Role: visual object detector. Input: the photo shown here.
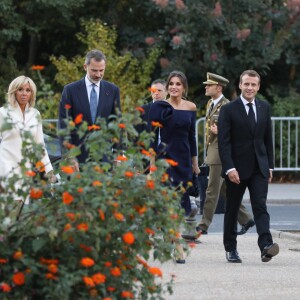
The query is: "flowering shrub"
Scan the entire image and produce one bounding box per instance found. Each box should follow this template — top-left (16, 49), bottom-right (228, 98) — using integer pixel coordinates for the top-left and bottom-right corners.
top-left (0, 107), bottom-right (185, 299)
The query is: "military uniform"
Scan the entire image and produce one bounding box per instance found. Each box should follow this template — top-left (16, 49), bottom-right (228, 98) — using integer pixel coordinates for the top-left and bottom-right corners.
top-left (198, 73), bottom-right (253, 233)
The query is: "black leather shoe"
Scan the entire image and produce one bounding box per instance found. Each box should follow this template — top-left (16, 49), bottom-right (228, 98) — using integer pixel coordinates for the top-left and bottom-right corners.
top-left (226, 250), bottom-right (242, 263)
top-left (237, 219), bottom-right (255, 235)
top-left (261, 243), bottom-right (279, 262)
top-left (196, 225), bottom-right (207, 235)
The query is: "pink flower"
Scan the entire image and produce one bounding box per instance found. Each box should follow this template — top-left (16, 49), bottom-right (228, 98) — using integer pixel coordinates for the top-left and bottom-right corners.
top-left (212, 2), bottom-right (222, 17)
top-left (210, 53), bottom-right (218, 61)
top-left (169, 27), bottom-right (179, 34)
top-left (153, 0), bottom-right (169, 8)
top-left (159, 58), bottom-right (170, 68)
top-left (145, 37), bottom-right (155, 45)
top-left (236, 29), bottom-right (251, 41)
top-left (175, 0), bottom-right (186, 10)
top-left (263, 20), bottom-right (272, 33)
top-left (286, 0), bottom-right (300, 11)
top-left (172, 35), bottom-right (182, 45)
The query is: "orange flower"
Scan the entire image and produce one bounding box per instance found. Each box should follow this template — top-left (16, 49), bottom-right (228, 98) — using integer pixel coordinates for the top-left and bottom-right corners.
top-left (39, 258), bottom-right (59, 265)
top-left (114, 189), bottom-right (123, 197)
top-left (148, 267), bottom-right (162, 277)
top-left (136, 256), bottom-right (149, 268)
top-left (63, 142), bottom-right (75, 149)
top-left (64, 223), bottom-right (72, 231)
top-left (45, 273), bottom-right (57, 280)
top-left (135, 106), bottom-right (145, 114)
top-left (148, 87), bottom-right (158, 93)
top-left (48, 264), bottom-right (58, 273)
top-left (30, 188), bottom-right (43, 199)
top-left (98, 209), bottom-right (105, 221)
top-left (82, 276), bottom-right (95, 287)
top-left (31, 65), bottom-right (45, 71)
top-left (161, 173), bottom-right (169, 182)
top-left (65, 104), bottom-right (71, 109)
top-left (151, 121), bottom-right (163, 128)
top-left (25, 170), bottom-right (36, 177)
top-left (62, 192), bottom-right (74, 204)
top-left (80, 257), bottom-right (95, 267)
top-left (165, 159), bottom-right (179, 166)
top-left (77, 223), bottom-right (89, 231)
top-left (145, 228), bottom-right (155, 235)
top-left (110, 267), bottom-right (121, 277)
top-left (103, 298), bottom-right (113, 300)
top-left (88, 124), bottom-right (101, 131)
top-left (61, 166), bottom-right (75, 174)
top-left (170, 213), bottom-right (179, 220)
top-left (77, 187), bottom-right (83, 193)
top-left (65, 212), bottom-right (76, 221)
top-left (134, 205), bottom-right (147, 215)
top-left (74, 113), bottom-right (83, 124)
top-left (118, 123), bottom-right (126, 129)
top-left (35, 161), bottom-right (45, 172)
top-left (113, 212), bottom-right (125, 221)
top-left (149, 165), bottom-right (157, 172)
top-left (124, 171), bottom-right (134, 178)
top-left (141, 149), bottom-right (151, 156)
top-left (91, 272), bottom-right (106, 284)
top-left (0, 258), bottom-right (8, 264)
top-left (13, 251), bottom-right (23, 260)
top-left (79, 244), bottom-right (92, 252)
top-left (12, 272), bottom-right (25, 285)
top-left (146, 180), bottom-right (155, 189)
top-left (107, 286), bottom-right (116, 292)
top-left (0, 283), bottom-right (12, 292)
top-left (89, 288), bottom-right (98, 297)
top-left (189, 242), bottom-right (197, 248)
top-left (92, 180), bottom-right (102, 187)
top-left (121, 291), bottom-right (134, 298)
top-left (116, 155), bottom-right (128, 161)
top-left (122, 232), bottom-right (135, 245)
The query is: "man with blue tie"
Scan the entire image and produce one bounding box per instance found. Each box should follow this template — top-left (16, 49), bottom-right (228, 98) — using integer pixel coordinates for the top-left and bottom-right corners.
top-left (218, 70), bottom-right (279, 263)
top-left (58, 49), bottom-right (121, 168)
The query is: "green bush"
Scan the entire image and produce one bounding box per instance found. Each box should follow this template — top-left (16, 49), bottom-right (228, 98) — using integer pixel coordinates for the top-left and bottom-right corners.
top-left (0, 108), bottom-right (186, 299)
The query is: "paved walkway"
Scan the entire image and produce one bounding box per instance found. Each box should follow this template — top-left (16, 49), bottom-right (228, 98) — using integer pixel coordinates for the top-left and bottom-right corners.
top-left (156, 183), bottom-right (300, 299)
top-left (158, 232), bottom-right (300, 300)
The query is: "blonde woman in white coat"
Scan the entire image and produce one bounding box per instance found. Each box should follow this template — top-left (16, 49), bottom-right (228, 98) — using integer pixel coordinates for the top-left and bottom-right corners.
top-left (0, 76), bottom-right (56, 214)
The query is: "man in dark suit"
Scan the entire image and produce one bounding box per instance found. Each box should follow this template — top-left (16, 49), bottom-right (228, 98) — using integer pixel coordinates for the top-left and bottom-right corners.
top-left (139, 79), bottom-right (167, 135)
top-left (58, 49), bottom-right (121, 169)
top-left (196, 72), bottom-right (254, 235)
top-left (218, 70), bottom-right (279, 263)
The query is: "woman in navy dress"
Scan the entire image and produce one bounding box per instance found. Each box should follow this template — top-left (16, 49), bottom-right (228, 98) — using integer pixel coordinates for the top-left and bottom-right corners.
top-left (149, 71), bottom-right (200, 263)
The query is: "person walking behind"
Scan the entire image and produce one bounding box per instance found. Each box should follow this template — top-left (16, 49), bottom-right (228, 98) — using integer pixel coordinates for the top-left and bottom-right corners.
top-left (58, 49), bottom-right (121, 169)
top-left (196, 72), bottom-right (254, 235)
top-left (218, 70), bottom-right (279, 263)
top-left (149, 71), bottom-right (200, 263)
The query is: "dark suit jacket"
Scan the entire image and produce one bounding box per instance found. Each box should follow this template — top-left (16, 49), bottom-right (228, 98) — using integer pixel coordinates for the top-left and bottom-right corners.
top-left (218, 97), bottom-right (274, 180)
top-left (59, 78), bottom-right (121, 163)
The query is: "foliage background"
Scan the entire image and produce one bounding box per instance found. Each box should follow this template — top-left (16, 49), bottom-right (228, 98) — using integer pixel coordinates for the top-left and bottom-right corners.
top-left (0, 0), bottom-right (300, 115)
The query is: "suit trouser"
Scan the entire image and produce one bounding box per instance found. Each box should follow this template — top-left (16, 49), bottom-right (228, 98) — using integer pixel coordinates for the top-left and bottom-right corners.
top-left (223, 170), bottom-right (273, 252)
top-left (199, 164), bottom-right (252, 231)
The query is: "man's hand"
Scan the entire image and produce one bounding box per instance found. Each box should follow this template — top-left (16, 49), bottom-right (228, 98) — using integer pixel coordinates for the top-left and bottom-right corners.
top-left (210, 123), bottom-right (218, 135)
top-left (269, 170), bottom-right (273, 183)
top-left (228, 169), bottom-right (240, 184)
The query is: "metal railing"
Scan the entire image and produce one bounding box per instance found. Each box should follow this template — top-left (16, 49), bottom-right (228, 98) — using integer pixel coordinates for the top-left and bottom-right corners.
top-left (196, 116), bottom-right (300, 172)
top-left (44, 117), bottom-right (300, 171)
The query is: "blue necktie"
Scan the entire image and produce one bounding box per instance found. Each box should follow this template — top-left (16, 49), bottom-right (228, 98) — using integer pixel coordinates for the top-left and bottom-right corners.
top-left (247, 102), bottom-right (256, 132)
top-left (90, 84), bottom-right (98, 123)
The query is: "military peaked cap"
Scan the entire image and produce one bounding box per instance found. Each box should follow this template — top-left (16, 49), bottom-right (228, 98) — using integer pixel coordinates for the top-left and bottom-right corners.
top-left (203, 72), bottom-right (229, 87)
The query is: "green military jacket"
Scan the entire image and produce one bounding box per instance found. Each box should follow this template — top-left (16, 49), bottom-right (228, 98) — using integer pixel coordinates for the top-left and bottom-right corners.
top-left (205, 96), bottom-right (229, 165)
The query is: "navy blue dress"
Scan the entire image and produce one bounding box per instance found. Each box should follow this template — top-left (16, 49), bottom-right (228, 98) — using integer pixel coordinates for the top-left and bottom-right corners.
top-left (149, 101), bottom-right (197, 215)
